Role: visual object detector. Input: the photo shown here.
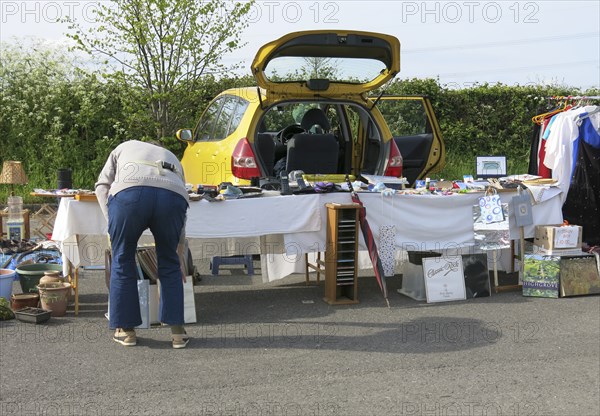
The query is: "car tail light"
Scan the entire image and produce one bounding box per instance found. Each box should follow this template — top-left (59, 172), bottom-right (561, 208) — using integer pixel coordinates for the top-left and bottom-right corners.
top-left (384, 139), bottom-right (403, 177)
top-left (231, 137), bottom-right (261, 179)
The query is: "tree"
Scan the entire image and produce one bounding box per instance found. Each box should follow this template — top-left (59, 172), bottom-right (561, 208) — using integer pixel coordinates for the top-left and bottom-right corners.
top-left (67, 0), bottom-right (253, 139)
top-left (299, 57), bottom-right (339, 79)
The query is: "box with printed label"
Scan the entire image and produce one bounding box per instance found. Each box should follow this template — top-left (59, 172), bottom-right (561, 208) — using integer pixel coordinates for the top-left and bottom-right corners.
top-left (534, 225), bottom-right (582, 251)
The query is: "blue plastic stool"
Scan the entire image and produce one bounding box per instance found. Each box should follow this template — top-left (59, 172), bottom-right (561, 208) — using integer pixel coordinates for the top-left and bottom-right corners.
top-left (210, 255), bottom-right (254, 275)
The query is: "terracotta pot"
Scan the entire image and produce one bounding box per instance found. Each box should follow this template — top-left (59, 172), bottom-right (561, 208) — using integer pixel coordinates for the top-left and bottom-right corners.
top-left (39, 271), bottom-right (64, 285)
top-left (40, 271), bottom-right (72, 303)
top-left (37, 282), bottom-right (71, 317)
top-left (11, 293), bottom-right (40, 310)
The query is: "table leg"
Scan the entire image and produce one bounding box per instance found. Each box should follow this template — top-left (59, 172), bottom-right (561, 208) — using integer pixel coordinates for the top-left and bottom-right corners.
top-left (74, 267), bottom-right (79, 316)
top-left (510, 240), bottom-right (515, 273)
top-left (67, 260), bottom-right (79, 316)
top-left (304, 253), bottom-right (310, 285)
top-left (511, 229), bottom-right (526, 282)
top-left (493, 249), bottom-right (499, 289)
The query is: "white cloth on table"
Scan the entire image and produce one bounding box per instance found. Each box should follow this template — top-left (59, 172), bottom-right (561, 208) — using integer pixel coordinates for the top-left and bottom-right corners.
top-left (52, 197), bottom-right (108, 275)
top-left (282, 190), bottom-right (562, 254)
top-left (185, 194), bottom-right (321, 238)
top-left (52, 188), bottom-right (564, 282)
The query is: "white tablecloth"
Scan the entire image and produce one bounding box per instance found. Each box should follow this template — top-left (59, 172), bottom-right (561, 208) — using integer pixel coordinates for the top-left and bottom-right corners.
top-left (186, 194), bottom-right (322, 237)
top-left (52, 187), bottom-right (563, 281)
top-left (269, 188), bottom-right (563, 278)
top-left (282, 188), bottom-right (563, 253)
top-left (52, 197), bottom-right (109, 275)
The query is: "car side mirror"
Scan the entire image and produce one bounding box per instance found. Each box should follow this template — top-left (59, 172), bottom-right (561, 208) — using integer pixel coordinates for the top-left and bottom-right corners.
top-left (176, 129), bottom-right (193, 142)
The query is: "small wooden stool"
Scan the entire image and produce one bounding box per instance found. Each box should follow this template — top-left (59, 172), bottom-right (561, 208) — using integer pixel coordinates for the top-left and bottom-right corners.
top-left (210, 255), bottom-right (254, 275)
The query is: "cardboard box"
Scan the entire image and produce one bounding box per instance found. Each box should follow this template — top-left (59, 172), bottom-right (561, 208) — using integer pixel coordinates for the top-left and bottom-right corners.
top-left (534, 225), bottom-right (582, 251)
top-left (531, 245), bottom-right (583, 256)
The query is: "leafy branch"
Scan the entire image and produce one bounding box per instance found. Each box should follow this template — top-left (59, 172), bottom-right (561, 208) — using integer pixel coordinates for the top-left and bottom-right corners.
top-left (66, 0), bottom-right (254, 139)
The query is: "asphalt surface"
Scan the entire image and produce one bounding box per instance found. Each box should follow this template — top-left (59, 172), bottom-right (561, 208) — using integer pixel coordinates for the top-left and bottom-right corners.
top-left (1, 258), bottom-right (599, 416)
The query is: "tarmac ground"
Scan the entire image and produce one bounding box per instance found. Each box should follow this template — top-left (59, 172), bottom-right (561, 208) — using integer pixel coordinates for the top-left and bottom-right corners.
top-left (1, 255), bottom-right (599, 416)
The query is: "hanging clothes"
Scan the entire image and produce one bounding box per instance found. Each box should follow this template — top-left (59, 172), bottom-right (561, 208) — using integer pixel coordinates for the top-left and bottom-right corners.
top-left (529, 99), bottom-right (570, 177)
top-left (543, 105), bottom-right (597, 204)
top-left (537, 116), bottom-right (558, 178)
top-left (528, 122), bottom-right (542, 175)
top-left (562, 112), bottom-right (600, 245)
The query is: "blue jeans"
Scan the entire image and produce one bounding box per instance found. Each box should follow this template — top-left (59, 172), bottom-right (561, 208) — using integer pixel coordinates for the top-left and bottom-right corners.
top-left (108, 187), bottom-right (188, 329)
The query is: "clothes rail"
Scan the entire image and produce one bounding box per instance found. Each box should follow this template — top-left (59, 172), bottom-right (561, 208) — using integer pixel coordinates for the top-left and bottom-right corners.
top-left (546, 96), bottom-right (600, 100)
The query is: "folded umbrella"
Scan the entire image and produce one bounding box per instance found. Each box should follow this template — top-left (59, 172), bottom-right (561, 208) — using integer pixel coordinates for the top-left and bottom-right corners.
top-left (346, 176), bottom-right (390, 307)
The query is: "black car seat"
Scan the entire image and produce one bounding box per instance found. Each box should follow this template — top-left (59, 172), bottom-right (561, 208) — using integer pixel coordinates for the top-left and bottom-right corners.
top-left (300, 108), bottom-right (331, 133)
top-left (255, 133), bottom-right (275, 177)
top-left (286, 108), bottom-right (338, 174)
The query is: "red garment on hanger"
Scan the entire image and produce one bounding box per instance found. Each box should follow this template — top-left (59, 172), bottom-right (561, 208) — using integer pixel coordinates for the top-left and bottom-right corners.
top-left (538, 117), bottom-right (552, 178)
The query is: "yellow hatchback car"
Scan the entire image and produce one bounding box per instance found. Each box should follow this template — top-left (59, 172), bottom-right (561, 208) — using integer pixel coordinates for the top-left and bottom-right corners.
top-left (177, 30), bottom-right (445, 187)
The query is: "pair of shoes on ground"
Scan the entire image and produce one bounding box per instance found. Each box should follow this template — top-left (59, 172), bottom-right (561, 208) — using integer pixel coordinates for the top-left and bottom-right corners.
top-left (113, 328), bottom-right (189, 349)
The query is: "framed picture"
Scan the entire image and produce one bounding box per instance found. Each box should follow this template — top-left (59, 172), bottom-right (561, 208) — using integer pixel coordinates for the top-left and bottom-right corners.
top-left (476, 156), bottom-right (507, 178)
top-left (423, 256), bottom-right (467, 303)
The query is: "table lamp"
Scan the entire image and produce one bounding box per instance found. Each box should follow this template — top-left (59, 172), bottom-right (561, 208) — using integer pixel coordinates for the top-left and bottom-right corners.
top-left (0, 160), bottom-right (28, 196)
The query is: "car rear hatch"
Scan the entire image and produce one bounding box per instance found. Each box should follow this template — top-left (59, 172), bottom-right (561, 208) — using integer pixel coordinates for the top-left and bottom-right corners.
top-left (252, 30), bottom-right (400, 98)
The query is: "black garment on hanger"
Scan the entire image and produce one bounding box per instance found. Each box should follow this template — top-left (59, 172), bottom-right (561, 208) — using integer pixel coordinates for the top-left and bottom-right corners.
top-left (562, 131), bottom-right (600, 245)
top-left (528, 123), bottom-right (542, 175)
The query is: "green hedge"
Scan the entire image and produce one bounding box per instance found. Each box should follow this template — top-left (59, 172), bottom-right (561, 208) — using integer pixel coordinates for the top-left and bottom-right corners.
top-left (381, 79), bottom-right (598, 178)
top-left (382, 78), bottom-right (596, 161)
top-left (1, 45), bottom-right (597, 203)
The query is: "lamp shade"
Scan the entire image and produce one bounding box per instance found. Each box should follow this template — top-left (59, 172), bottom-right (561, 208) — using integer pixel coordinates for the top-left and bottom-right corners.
top-left (0, 161), bottom-right (28, 185)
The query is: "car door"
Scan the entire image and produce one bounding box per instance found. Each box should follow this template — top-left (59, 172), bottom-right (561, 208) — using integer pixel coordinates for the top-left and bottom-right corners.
top-left (373, 96), bottom-right (446, 184)
top-left (180, 95), bottom-right (246, 185)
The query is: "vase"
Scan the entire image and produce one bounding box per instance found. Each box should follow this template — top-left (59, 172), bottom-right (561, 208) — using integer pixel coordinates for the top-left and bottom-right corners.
top-left (39, 271), bottom-right (64, 285)
top-left (37, 282), bottom-right (71, 317)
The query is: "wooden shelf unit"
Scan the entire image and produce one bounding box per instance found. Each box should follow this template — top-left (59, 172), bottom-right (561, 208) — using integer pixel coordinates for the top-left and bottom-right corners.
top-left (323, 203), bottom-right (361, 305)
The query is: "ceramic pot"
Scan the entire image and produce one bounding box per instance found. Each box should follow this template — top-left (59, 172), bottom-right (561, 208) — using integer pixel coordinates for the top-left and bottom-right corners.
top-left (37, 282), bottom-right (71, 317)
top-left (16, 264), bottom-right (63, 294)
top-left (39, 271), bottom-right (64, 285)
top-left (40, 271), bottom-right (72, 302)
top-left (0, 269), bottom-right (16, 300)
top-left (10, 293), bottom-right (40, 310)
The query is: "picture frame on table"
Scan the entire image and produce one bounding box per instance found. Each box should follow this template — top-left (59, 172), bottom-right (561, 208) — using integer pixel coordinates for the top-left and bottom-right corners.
top-left (476, 156), bottom-right (507, 179)
top-left (423, 255), bottom-right (467, 303)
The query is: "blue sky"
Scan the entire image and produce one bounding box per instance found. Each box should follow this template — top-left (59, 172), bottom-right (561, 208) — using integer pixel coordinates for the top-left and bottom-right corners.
top-left (1, 1), bottom-right (599, 89)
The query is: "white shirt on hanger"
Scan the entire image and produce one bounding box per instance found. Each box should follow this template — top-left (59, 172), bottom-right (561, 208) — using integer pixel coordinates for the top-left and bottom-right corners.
top-left (543, 105), bottom-right (598, 203)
